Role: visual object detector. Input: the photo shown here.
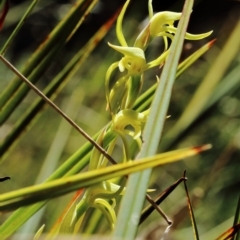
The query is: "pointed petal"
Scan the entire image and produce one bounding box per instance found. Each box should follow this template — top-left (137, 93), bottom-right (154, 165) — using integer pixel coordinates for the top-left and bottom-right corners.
top-left (94, 198), bottom-right (116, 229)
top-left (150, 11), bottom-right (182, 36)
top-left (108, 42), bottom-right (145, 60)
top-left (185, 30), bottom-right (213, 40)
top-left (116, 0), bottom-right (130, 46)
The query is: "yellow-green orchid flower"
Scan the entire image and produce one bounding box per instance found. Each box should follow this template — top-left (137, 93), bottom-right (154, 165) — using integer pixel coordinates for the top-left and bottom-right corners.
top-left (109, 108), bottom-right (148, 161)
top-left (112, 108), bottom-right (148, 140)
top-left (106, 0), bottom-right (212, 116)
top-left (70, 131), bottom-right (126, 230)
top-left (149, 11), bottom-right (213, 50)
top-left (108, 43), bottom-right (146, 75)
top-left (135, 11), bottom-right (212, 50)
top-left (71, 179), bottom-right (126, 230)
top-left (71, 177), bottom-right (155, 230)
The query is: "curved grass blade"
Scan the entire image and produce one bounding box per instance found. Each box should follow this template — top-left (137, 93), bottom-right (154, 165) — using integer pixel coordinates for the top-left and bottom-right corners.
top-left (33, 224), bottom-right (45, 240)
top-left (0, 0), bottom-right (40, 55)
top-left (0, 0), bottom-right (97, 117)
top-left (113, 0), bottom-right (195, 239)
top-left (0, 145), bottom-right (211, 211)
top-left (1, 12), bottom-right (118, 160)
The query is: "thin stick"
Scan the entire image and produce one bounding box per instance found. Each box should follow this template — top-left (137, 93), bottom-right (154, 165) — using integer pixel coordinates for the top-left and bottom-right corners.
top-left (145, 193), bottom-right (172, 225)
top-left (0, 54), bottom-right (116, 166)
top-left (140, 176), bottom-right (186, 225)
top-left (183, 170), bottom-right (200, 240)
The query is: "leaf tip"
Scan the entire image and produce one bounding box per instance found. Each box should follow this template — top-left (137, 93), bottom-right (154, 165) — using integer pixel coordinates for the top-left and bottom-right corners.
top-left (194, 144), bottom-right (212, 153)
top-left (208, 38), bottom-right (217, 47)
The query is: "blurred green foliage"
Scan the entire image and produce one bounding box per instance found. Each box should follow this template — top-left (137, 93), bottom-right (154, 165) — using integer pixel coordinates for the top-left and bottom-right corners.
top-left (0, 0), bottom-right (239, 239)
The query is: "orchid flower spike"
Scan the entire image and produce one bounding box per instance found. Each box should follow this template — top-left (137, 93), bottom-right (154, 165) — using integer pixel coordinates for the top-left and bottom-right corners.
top-left (106, 0), bottom-right (213, 117)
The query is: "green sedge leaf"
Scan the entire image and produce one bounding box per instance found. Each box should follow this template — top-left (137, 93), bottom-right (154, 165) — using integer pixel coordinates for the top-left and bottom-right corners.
top-left (0, 144), bottom-right (211, 211)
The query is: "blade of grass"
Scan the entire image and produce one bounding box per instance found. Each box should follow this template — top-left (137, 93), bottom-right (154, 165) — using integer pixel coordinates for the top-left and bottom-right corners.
top-left (113, 0), bottom-right (194, 239)
top-left (0, 145), bottom-right (211, 211)
top-left (0, 0), bottom-right (97, 115)
top-left (0, 131), bottom-right (208, 237)
top-left (0, 0), bottom-right (40, 55)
